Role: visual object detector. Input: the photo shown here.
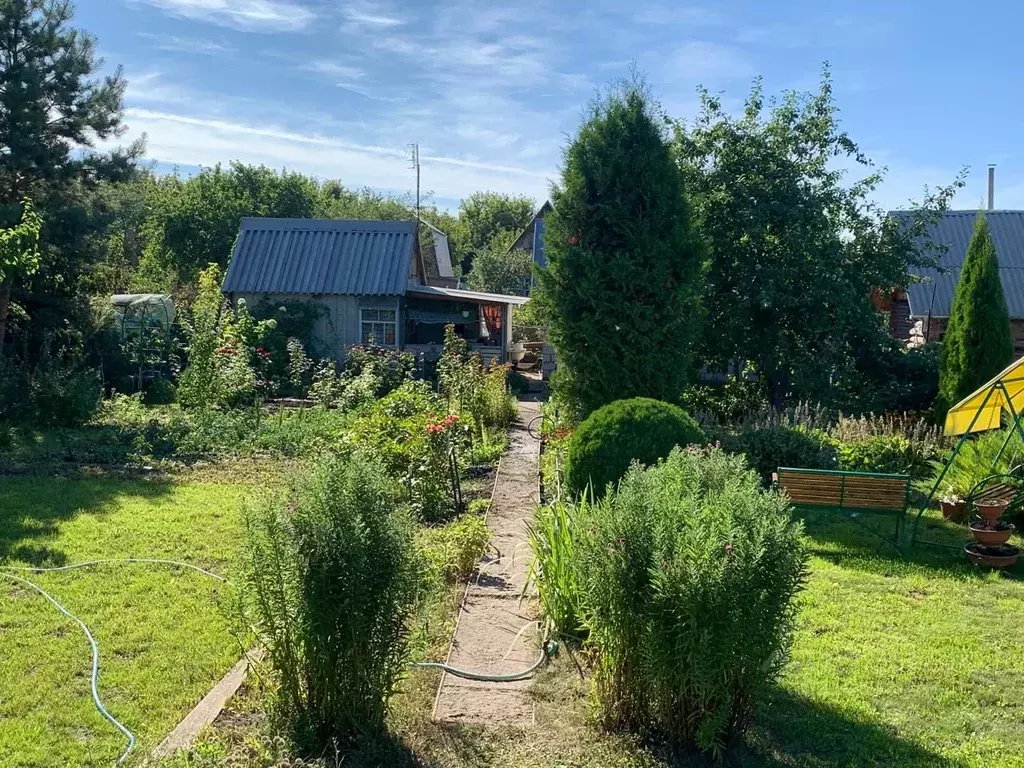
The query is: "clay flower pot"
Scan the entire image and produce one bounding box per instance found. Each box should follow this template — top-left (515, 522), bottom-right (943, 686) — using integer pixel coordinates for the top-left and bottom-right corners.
top-left (965, 542), bottom-right (1020, 569)
top-left (975, 499), bottom-right (1010, 523)
top-left (940, 498), bottom-right (966, 521)
top-left (969, 521), bottom-right (1015, 547)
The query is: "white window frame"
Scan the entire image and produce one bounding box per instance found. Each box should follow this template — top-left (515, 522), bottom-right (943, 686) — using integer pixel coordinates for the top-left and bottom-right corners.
top-left (360, 307), bottom-right (397, 346)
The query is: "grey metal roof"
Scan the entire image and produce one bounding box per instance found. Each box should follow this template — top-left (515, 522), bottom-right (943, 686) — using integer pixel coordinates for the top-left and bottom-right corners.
top-left (222, 218), bottom-right (417, 296)
top-left (893, 210), bottom-right (1024, 319)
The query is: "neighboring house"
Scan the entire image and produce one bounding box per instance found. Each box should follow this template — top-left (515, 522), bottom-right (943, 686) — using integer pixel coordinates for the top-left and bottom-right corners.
top-left (419, 221), bottom-right (459, 289)
top-left (889, 210), bottom-right (1024, 355)
top-left (509, 201), bottom-right (553, 281)
top-left (222, 218), bottom-right (528, 363)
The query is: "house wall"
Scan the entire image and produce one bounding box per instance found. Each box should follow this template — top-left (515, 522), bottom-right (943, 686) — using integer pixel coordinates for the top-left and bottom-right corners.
top-left (230, 292), bottom-right (401, 361)
top-left (908, 314), bottom-right (1024, 358)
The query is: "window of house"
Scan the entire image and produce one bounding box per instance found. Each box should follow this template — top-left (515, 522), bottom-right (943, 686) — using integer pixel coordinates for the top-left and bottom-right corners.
top-left (361, 308), bottom-right (397, 346)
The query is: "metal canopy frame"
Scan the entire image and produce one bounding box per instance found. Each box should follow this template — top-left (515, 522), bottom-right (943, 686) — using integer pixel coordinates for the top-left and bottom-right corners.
top-left (908, 372), bottom-right (1024, 546)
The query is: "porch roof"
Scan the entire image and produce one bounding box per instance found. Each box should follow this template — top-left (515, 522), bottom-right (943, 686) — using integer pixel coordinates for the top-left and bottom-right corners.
top-left (405, 284), bottom-right (530, 306)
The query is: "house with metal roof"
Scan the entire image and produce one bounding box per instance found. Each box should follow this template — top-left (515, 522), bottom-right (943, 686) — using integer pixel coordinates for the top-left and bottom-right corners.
top-left (222, 217), bottom-right (528, 363)
top-left (888, 209), bottom-right (1024, 354)
top-left (506, 201), bottom-right (552, 291)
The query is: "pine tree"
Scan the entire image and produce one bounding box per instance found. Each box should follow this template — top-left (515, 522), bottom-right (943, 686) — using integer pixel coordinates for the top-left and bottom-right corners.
top-left (938, 212), bottom-right (1013, 413)
top-left (534, 82), bottom-right (703, 415)
top-left (0, 0), bottom-right (126, 350)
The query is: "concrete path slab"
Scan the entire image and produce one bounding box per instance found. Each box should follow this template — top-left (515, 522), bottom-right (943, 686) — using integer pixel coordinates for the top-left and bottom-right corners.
top-left (433, 399), bottom-right (541, 725)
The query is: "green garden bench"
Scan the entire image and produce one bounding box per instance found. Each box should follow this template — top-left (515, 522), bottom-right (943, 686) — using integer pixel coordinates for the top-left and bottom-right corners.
top-left (773, 467), bottom-right (911, 547)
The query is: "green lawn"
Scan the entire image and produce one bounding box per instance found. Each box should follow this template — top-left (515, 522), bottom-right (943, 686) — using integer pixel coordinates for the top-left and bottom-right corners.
top-left (12, 471), bottom-right (1024, 768)
top-left (0, 475), bottom-right (248, 768)
top-left (750, 510), bottom-right (1024, 768)
top-left (163, 509), bottom-right (1024, 768)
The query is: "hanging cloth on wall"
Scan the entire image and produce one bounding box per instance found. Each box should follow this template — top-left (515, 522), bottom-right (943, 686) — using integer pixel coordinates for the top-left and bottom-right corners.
top-left (481, 304), bottom-right (503, 337)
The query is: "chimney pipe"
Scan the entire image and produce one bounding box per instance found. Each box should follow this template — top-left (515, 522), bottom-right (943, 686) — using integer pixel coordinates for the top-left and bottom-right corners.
top-left (988, 164), bottom-right (996, 211)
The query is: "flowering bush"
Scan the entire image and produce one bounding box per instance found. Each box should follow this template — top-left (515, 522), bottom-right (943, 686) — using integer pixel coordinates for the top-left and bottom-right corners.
top-left (438, 324), bottom-right (517, 438)
top-left (178, 266), bottom-right (275, 409)
top-left (348, 382), bottom-right (464, 521)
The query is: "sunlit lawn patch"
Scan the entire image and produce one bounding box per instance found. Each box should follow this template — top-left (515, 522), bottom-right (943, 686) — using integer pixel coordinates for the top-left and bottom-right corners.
top-left (0, 476), bottom-right (247, 767)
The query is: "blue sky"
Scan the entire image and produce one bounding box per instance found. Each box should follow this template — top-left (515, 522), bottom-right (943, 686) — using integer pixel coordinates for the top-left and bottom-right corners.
top-left (80, 0), bottom-right (1020, 212)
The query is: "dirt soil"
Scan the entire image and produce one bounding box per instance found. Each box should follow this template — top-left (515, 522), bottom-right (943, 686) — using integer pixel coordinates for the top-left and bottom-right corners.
top-left (433, 399), bottom-right (541, 726)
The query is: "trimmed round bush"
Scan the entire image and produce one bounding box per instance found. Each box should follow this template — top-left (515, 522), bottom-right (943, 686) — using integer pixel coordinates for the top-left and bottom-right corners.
top-left (563, 397), bottom-right (705, 497)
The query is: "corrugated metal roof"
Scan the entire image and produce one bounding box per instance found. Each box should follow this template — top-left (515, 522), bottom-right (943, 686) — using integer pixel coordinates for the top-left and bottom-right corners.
top-left (893, 210), bottom-right (1024, 319)
top-left (222, 218), bottom-right (417, 296)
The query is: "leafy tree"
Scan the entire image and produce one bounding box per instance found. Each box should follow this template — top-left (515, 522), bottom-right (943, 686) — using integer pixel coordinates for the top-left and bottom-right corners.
top-left (452, 191), bottom-right (534, 270)
top-left (937, 213), bottom-right (1013, 414)
top-left (0, 199), bottom-right (41, 356)
top-left (465, 230), bottom-right (532, 295)
top-left (138, 164), bottom-right (426, 290)
top-left (535, 81), bottom-right (704, 415)
top-left (0, 0), bottom-right (126, 350)
top-left (674, 70), bottom-right (962, 408)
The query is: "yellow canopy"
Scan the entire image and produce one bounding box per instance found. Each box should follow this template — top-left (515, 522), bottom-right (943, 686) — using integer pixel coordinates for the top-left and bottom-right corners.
top-left (944, 356), bottom-right (1024, 436)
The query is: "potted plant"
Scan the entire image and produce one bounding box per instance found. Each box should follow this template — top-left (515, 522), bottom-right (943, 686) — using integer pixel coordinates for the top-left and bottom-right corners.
top-left (965, 542), bottom-right (1020, 569)
top-left (969, 519), bottom-right (1016, 546)
top-left (937, 478), bottom-right (971, 521)
top-left (975, 498), bottom-right (1011, 523)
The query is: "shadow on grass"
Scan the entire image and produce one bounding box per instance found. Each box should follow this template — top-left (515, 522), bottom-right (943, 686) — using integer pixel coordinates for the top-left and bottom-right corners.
top-left (0, 423), bottom-right (154, 469)
top-left (0, 475), bottom-right (173, 566)
top-left (299, 731), bottom-right (425, 768)
top-left (745, 687), bottom-right (963, 768)
top-left (794, 507), bottom-right (1024, 580)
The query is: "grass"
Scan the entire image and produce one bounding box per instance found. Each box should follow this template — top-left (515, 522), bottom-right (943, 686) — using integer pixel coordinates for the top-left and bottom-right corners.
top-left (154, 508), bottom-right (1024, 768)
top-left (0, 474), bottom-right (249, 767)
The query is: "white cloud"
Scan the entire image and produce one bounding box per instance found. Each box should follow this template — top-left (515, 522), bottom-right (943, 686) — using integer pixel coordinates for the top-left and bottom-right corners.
top-left (303, 60), bottom-right (367, 90)
top-left (112, 107), bottom-right (553, 202)
top-left (339, 0), bottom-right (405, 30)
top-left (138, 33), bottom-right (236, 56)
top-left (128, 0), bottom-right (314, 32)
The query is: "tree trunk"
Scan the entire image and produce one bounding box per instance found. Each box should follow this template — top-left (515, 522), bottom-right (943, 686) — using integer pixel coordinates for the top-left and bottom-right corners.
top-left (0, 277), bottom-right (10, 359)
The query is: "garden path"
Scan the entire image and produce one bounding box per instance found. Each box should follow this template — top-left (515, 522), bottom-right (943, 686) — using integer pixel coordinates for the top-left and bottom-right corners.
top-left (433, 398), bottom-right (541, 725)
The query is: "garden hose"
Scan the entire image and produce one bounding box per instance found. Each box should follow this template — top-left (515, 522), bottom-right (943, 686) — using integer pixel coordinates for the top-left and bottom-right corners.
top-left (1, 558), bottom-right (231, 767)
top-left (4, 557), bottom-right (233, 584)
top-left (1, 572), bottom-right (136, 766)
top-left (410, 636), bottom-right (557, 682)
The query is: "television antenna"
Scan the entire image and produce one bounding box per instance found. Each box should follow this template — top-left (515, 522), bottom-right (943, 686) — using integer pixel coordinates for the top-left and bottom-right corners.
top-left (409, 143), bottom-right (420, 219)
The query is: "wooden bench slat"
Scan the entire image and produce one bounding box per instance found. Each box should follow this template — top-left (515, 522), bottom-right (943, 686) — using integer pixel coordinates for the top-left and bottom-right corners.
top-left (776, 467), bottom-right (909, 546)
top-left (777, 468), bottom-right (909, 516)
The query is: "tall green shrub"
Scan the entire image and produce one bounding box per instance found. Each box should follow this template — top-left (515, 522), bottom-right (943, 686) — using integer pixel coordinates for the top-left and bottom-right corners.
top-left (177, 264), bottom-right (226, 408)
top-left (236, 455), bottom-right (421, 746)
top-left (573, 447), bottom-right (806, 755)
top-left (535, 81), bottom-right (704, 415)
top-left (938, 213), bottom-right (1013, 415)
top-left (717, 425), bottom-right (838, 486)
top-left (563, 397), bottom-right (705, 497)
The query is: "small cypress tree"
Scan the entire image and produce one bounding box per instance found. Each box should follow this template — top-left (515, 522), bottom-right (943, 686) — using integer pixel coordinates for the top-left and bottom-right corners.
top-left (535, 81), bottom-right (703, 415)
top-left (938, 213), bottom-right (1013, 414)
